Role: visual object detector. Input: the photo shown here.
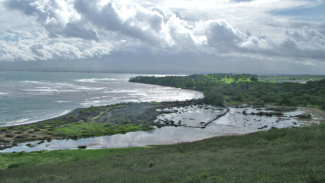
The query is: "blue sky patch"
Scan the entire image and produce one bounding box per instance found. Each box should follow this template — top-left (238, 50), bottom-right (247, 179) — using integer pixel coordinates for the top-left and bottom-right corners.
top-left (271, 3), bottom-right (325, 21)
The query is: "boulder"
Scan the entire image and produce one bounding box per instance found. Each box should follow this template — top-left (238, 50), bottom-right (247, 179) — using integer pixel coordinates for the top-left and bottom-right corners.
top-left (296, 113), bottom-right (312, 119)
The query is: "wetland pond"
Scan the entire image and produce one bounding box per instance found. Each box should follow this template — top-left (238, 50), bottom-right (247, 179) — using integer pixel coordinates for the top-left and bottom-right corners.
top-left (0, 106), bottom-right (316, 153)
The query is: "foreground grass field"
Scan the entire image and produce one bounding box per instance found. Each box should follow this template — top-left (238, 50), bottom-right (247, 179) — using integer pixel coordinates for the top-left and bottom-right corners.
top-left (1, 123), bottom-right (324, 183)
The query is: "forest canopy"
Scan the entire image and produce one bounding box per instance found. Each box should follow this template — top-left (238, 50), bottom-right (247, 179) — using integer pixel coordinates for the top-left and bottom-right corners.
top-left (130, 74), bottom-right (325, 108)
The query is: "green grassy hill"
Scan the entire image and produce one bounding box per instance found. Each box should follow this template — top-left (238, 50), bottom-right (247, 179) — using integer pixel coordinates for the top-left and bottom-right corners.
top-left (1, 123), bottom-right (324, 183)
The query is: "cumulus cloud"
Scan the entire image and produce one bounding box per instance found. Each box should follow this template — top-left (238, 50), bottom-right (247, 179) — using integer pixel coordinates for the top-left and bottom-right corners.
top-left (5, 0), bottom-right (99, 41)
top-left (74, 0), bottom-right (174, 47)
top-left (0, 38), bottom-right (111, 61)
top-left (1, 0), bottom-right (325, 64)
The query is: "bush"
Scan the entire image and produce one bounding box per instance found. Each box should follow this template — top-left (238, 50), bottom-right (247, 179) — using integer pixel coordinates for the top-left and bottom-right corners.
top-left (7, 164), bottom-right (21, 169)
top-left (0, 128), bottom-right (8, 132)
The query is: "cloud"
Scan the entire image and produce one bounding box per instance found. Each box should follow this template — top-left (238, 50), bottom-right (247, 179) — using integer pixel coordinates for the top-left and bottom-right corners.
top-left (5, 0), bottom-right (99, 41)
top-left (1, 0), bottom-right (325, 68)
top-left (199, 20), bottom-right (325, 60)
top-left (74, 0), bottom-right (172, 47)
top-left (0, 38), bottom-right (111, 61)
top-left (203, 20), bottom-right (246, 53)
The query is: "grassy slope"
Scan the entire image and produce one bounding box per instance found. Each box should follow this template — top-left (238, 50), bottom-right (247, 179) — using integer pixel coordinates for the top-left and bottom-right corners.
top-left (0, 147), bottom-right (147, 170)
top-left (1, 123), bottom-right (324, 183)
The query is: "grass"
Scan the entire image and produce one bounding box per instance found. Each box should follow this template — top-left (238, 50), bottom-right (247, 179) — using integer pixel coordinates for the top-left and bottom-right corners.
top-left (45, 122), bottom-right (154, 139)
top-left (0, 102), bottom-right (158, 143)
top-left (0, 147), bottom-right (148, 170)
top-left (1, 123), bottom-right (324, 182)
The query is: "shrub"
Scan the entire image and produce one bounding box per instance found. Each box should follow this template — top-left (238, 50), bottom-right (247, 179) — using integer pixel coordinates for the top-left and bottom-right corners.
top-left (7, 164), bottom-right (21, 169)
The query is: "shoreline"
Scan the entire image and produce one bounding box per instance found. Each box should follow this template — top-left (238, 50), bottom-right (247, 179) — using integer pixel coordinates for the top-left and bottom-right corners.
top-left (0, 99), bottom-right (206, 150)
top-left (1, 87), bottom-right (203, 128)
top-left (1, 102), bottom-right (322, 152)
top-left (1, 78), bottom-right (324, 152)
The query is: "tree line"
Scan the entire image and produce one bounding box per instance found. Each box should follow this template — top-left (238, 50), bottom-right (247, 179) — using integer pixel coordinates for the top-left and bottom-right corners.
top-left (129, 74), bottom-right (325, 109)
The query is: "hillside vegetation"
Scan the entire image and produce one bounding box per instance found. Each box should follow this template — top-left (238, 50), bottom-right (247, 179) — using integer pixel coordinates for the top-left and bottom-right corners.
top-left (1, 123), bottom-right (324, 182)
top-left (130, 74), bottom-right (325, 108)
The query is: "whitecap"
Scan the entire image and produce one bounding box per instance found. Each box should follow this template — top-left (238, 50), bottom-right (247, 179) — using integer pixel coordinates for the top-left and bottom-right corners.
top-left (56, 101), bottom-right (71, 103)
top-left (75, 78), bottom-right (127, 83)
top-left (73, 86), bottom-right (106, 91)
top-left (20, 87), bottom-right (59, 95)
top-left (6, 118), bottom-right (31, 126)
top-left (21, 80), bottom-right (50, 85)
top-left (104, 89), bottom-right (137, 93)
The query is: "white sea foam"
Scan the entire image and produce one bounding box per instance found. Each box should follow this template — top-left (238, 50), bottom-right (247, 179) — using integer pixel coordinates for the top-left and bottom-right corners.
top-left (22, 80), bottom-right (50, 84)
top-left (6, 118), bottom-right (31, 125)
top-left (1, 72), bottom-right (204, 128)
top-left (75, 78), bottom-right (127, 83)
top-left (104, 89), bottom-right (137, 93)
top-left (81, 100), bottom-right (108, 107)
top-left (90, 97), bottom-right (101, 100)
top-left (58, 110), bottom-right (72, 116)
top-left (56, 101), bottom-right (71, 103)
top-left (22, 88), bottom-right (59, 93)
top-left (74, 86), bottom-right (106, 91)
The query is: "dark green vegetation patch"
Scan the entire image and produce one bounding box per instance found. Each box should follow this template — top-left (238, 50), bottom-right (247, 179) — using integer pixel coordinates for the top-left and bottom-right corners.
top-left (0, 103), bottom-right (160, 145)
top-left (130, 74), bottom-right (325, 108)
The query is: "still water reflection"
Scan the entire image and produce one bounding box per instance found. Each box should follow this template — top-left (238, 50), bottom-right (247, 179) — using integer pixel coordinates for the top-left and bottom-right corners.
top-left (0, 107), bottom-right (306, 153)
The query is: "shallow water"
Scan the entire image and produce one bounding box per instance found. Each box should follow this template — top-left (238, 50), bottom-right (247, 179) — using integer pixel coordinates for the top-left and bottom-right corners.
top-left (0, 107), bottom-right (307, 153)
top-left (155, 105), bottom-right (225, 126)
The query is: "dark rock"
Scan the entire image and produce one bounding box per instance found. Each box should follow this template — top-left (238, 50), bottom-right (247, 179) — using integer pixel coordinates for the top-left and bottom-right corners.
top-left (5, 134), bottom-right (15, 138)
top-left (37, 140), bottom-right (45, 144)
top-left (78, 145), bottom-right (87, 149)
top-left (296, 113), bottom-right (312, 119)
top-left (265, 107), bottom-right (297, 112)
top-left (250, 112), bottom-right (283, 117)
top-left (15, 135), bottom-right (28, 139)
top-left (258, 125), bottom-right (268, 130)
top-left (253, 105), bottom-right (264, 108)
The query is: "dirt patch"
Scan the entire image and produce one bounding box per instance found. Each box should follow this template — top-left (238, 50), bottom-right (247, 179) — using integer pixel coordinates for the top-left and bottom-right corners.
top-left (302, 107), bottom-right (325, 119)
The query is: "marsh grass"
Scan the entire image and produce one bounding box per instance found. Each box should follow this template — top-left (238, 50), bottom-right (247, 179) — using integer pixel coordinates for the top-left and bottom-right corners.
top-left (0, 102), bottom-right (157, 143)
top-left (1, 123), bottom-right (324, 182)
top-left (45, 122), bottom-right (154, 139)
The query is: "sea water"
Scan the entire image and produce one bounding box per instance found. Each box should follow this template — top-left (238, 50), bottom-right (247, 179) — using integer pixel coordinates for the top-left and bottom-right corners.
top-left (0, 71), bottom-right (203, 127)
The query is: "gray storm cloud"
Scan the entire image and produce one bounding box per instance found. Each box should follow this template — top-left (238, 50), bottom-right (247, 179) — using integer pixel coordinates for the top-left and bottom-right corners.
top-left (5, 0), bottom-right (99, 41)
top-left (1, 0), bottom-right (325, 63)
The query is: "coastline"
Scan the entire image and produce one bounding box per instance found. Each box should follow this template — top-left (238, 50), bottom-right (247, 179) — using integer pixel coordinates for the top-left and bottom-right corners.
top-left (1, 101), bottom-right (323, 152)
top-left (0, 99), bottom-right (206, 150)
top-left (1, 77), bottom-right (324, 152)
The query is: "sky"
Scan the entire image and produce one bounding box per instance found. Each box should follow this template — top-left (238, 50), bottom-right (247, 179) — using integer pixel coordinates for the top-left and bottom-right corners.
top-left (0, 0), bottom-right (324, 74)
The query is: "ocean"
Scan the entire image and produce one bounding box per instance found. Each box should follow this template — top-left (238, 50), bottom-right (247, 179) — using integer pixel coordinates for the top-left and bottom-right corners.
top-left (0, 71), bottom-right (203, 127)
